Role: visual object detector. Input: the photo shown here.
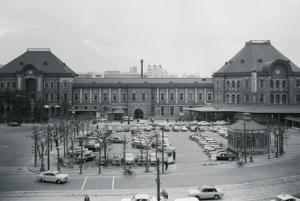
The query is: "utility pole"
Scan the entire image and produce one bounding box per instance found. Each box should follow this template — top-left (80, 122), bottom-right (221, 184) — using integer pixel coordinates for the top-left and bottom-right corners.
top-left (244, 122), bottom-right (247, 164)
top-left (34, 131), bottom-right (37, 167)
top-left (162, 126), bottom-right (164, 173)
top-left (156, 158), bottom-right (161, 201)
top-left (99, 140), bottom-right (102, 174)
top-left (47, 125), bottom-right (50, 170)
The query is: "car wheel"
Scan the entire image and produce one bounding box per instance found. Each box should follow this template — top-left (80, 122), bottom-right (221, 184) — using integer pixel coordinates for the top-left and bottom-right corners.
top-left (41, 178), bottom-right (45, 182)
top-left (195, 196), bottom-right (201, 200)
top-left (213, 195), bottom-right (219, 200)
top-left (56, 179), bottom-right (62, 184)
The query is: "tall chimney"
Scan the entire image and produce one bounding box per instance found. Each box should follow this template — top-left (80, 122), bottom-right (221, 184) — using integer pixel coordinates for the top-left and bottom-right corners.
top-left (141, 59), bottom-right (143, 78)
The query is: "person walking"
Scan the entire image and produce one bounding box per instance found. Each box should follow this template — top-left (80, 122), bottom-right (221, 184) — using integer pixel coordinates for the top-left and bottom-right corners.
top-left (84, 195), bottom-right (90, 201)
top-left (165, 162), bottom-right (168, 170)
top-left (96, 125), bottom-right (98, 130)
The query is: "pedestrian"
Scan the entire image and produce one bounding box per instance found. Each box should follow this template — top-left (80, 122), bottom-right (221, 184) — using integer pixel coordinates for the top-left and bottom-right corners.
top-left (165, 162), bottom-right (168, 170)
top-left (96, 125), bottom-right (98, 130)
top-left (84, 195), bottom-right (90, 201)
top-left (167, 118), bottom-right (169, 123)
top-left (57, 166), bottom-right (60, 173)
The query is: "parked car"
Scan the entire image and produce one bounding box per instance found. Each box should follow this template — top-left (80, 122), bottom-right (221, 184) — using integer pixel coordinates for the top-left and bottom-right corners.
top-left (131, 141), bottom-right (150, 149)
top-left (150, 152), bottom-right (157, 165)
top-left (271, 194), bottom-right (300, 201)
top-left (116, 126), bottom-right (123, 132)
top-left (36, 171), bottom-right (68, 184)
top-left (7, 122), bottom-right (19, 126)
top-left (125, 153), bottom-right (134, 165)
top-left (145, 125), bottom-right (152, 132)
top-left (110, 136), bottom-right (124, 143)
top-left (121, 194), bottom-right (158, 201)
top-left (197, 121), bottom-right (211, 126)
top-left (123, 126), bottom-right (130, 132)
top-left (188, 185), bottom-right (224, 200)
top-left (216, 153), bottom-right (236, 160)
top-left (214, 120), bottom-right (229, 125)
top-left (112, 153), bottom-right (122, 165)
top-left (129, 117), bottom-right (134, 121)
top-left (137, 153), bottom-right (147, 165)
top-left (97, 118), bottom-right (107, 122)
top-left (190, 126), bottom-right (197, 132)
top-left (75, 152), bottom-right (96, 163)
top-left (163, 126), bottom-right (171, 132)
top-left (123, 116), bottom-right (129, 121)
top-left (181, 126), bottom-right (188, 131)
top-left (173, 126), bottom-right (180, 132)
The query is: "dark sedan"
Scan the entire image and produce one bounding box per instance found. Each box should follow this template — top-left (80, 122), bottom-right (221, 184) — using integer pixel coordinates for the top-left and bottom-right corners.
top-left (216, 153), bottom-right (236, 160)
top-left (7, 122), bottom-right (19, 126)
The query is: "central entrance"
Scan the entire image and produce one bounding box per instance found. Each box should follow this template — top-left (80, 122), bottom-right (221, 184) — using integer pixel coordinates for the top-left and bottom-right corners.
top-left (134, 109), bottom-right (144, 119)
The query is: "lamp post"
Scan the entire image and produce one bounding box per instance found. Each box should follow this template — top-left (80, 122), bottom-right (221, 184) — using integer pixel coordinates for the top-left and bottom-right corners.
top-left (44, 105), bottom-right (49, 123)
top-left (55, 105), bottom-right (60, 116)
top-left (161, 125), bottom-right (165, 174)
top-left (71, 106), bottom-right (75, 168)
top-left (244, 122), bottom-right (247, 164)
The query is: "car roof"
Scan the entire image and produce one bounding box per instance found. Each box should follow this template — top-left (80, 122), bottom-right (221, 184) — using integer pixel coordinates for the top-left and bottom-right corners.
top-left (276, 194), bottom-right (296, 199)
top-left (201, 185), bottom-right (215, 188)
top-left (134, 194), bottom-right (150, 199)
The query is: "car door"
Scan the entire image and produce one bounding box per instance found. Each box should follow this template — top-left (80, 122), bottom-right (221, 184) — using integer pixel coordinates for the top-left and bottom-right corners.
top-left (43, 173), bottom-right (50, 181)
top-left (201, 189), bottom-right (208, 199)
top-left (49, 173), bottom-right (56, 182)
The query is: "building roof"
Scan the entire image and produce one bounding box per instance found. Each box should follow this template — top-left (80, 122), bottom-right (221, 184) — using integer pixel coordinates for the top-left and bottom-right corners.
top-left (74, 77), bottom-right (213, 85)
top-left (228, 119), bottom-right (265, 131)
top-left (214, 40), bottom-right (300, 75)
top-left (184, 104), bottom-right (300, 114)
top-left (0, 48), bottom-right (78, 75)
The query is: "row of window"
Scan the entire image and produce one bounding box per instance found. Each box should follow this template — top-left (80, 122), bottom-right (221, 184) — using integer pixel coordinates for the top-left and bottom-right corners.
top-left (44, 92), bottom-right (68, 101)
top-left (74, 92), bottom-right (214, 101)
top-left (229, 135), bottom-right (268, 147)
top-left (222, 79), bottom-right (300, 88)
top-left (0, 81), bottom-right (17, 88)
top-left (225, 93), bottom-right (300, 103)
top-left (44, 81), bottom-right (68, 88)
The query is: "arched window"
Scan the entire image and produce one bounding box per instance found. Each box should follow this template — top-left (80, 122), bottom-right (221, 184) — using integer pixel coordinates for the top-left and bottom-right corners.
top-left (226, 94), bottom-right (230, 103)
top-left (237, 80), bottom-right (240, 88)
top-left (270, 94), bottom-right (274, 103)
top-left (231, 94), bottom-right (236, 103)
top-left (237, 94), bottom-right (240, 103)
top-left (247, 136), bottom-right (251, 147)
top-left (282, 80), bottom-right (286, 88)
top-left (276, 95), bottom-right (280, 104)
top-left (282, 95), bottom-right (287, 103)
top-left (276, 80), bottom-right (280, 88)
top-left (270, 80), bottom-right (273, 88)
top-left (232, 81), bottom-right (236, 88)
top-left (226, 81), bottom-right (230, 88)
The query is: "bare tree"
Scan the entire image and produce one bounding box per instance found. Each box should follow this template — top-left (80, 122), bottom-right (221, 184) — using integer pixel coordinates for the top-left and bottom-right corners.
top-left (95, 129), bottom-right (112, 166)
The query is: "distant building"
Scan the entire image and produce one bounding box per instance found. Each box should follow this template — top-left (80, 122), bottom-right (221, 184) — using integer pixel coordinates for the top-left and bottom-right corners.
top-left (130, 67), bottom-right (137, 73)
top-left (147, 65), bottom-right (163, 78)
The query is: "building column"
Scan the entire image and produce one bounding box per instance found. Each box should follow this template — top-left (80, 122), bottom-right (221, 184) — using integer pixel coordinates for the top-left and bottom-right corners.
top-left (118, 88), bottom-right (121, 103)
top-left (109, 88), bottom-right (111, 104)
top-left (194, 88), bottom-right (197, 104)
top-left (175, 88), bottom-right (178, 104)
top-left (157, 88), bottom-right (159, 104)
top-left (185, 88), bottom-right (188, 104)
top-left (80, 88), bottom-right (82, 103)
top-left (90, 88), bottom-right (92, 103)
top-left (99, 88), bottom-right (101, 103)
top-left (166, 88), bottom-right (168, 103)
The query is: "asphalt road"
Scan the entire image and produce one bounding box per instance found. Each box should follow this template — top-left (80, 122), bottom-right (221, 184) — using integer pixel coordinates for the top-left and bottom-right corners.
top-left (0, 122), bottom-right (300, 197)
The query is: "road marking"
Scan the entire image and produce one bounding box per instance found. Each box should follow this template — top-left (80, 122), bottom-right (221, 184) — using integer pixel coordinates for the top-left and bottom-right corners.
top-left (112, 176), bottom-right (115, 189)
top-left (81, 176), bottom-right (88, 190)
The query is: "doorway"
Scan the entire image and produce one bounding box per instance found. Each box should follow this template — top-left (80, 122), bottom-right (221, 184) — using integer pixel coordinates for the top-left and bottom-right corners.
top-left (134, 109), bottom-right (144, 119)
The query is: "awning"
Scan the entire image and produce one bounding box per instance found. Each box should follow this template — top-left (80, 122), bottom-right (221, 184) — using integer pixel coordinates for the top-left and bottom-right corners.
top-left (114, 108), bottom-right (124, 113)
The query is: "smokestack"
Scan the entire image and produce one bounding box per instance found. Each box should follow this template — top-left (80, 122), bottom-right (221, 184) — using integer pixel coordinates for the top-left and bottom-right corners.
top-left (141, 59), bottom-right (143, 78)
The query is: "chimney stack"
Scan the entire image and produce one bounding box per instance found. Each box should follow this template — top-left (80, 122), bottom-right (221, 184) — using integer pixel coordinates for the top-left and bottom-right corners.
top-left (141, 59), bottom-right (143, 78)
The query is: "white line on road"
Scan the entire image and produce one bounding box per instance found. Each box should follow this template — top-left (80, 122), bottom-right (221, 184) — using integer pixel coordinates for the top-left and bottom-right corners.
top-left (81, 176), bottom-right (88, 191)
top-left (112, 176), bottom-right (115, 189)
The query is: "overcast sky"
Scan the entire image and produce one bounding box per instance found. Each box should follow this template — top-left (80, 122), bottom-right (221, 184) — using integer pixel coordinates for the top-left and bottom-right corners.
top-left (1, 0), bottom-right (300, 77)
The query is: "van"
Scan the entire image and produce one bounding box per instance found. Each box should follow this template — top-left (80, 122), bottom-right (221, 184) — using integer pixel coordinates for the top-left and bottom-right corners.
top-left (125, 153), bottom-right (134, 165)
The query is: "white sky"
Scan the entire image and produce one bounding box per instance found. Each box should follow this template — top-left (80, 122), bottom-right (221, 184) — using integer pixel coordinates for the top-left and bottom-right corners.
top-left (1, 0), bottom-right (300, 77)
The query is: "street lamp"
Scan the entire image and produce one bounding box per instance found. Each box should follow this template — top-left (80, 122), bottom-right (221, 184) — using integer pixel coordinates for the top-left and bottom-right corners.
top-left (55, 105), bottom-right (60, 116)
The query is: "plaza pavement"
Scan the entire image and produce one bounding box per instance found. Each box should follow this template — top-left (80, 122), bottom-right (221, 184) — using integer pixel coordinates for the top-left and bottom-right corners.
top-left (1, 121), bottom-right (300, 201)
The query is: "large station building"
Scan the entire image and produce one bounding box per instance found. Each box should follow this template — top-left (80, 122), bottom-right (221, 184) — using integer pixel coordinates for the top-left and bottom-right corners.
top-left (0, 40), bottom-right (300, 123)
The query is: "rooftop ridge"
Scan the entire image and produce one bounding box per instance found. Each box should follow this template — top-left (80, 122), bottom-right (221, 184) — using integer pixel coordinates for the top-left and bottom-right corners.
top-left (245, 40), bottom-right (270, 46)
top-left (27, 48), bottom-right (50, 52)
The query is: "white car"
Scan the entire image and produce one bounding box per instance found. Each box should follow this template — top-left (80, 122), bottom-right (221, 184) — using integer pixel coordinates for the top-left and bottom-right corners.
top-left (198, 121), bottom-right (211, 126)
top-left (125, 153), bottom-right (134, 165)
top-left (188, 185), bottom-right (224, 200)
top-left (272, 194), bottom-right (300, 201)
top-left (121, 194), bottom-right (158, 201)
top-left (36, 171), bottom-right (68, 184)
top-left (181, 126), bottom-right (188, 131)
top-left (214, 120), bottom-right (229, 125)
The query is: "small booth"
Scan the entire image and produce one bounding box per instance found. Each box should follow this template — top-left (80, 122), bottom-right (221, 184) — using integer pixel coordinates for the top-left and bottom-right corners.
top-left (227, 113), bottom-right (267, 158)
top-left (163, 147), bottom-right (177, 164)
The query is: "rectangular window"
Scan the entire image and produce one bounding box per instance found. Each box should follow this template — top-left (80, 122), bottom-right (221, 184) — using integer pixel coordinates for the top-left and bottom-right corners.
top-left (44, 93), bottom-right (48, 100)
top-left (160, 106), bottom-right (165, 116)
top-left (63, 81), bottom-right (68, 88)
top-left (64, 92), bottom-right (68, 101)
top-left (50, 93), bottom-right (54, 101)
top-left (84, 92), bottom-right (88, 101)
top-left (74, 92), bottom-right (79, 101)
top-left (0, 81), bottom-right (4, 88)
top-left (245, 80), bottom-right (250, 88)
top-left (103, 92), bottom-right (108, 100)
top-left (245, 94), bottom-right (249, 102)
top-left (113, 92), bottom-right (117, 101)
top-left (50, 81), bottom-right (54, 88)
top-left (296, 80), bottom-right (300, 88)
top-left (74, 105), bottom-right (79, 109)
top-left (259, 94), bottom-right (264, 102)
top-left (259, 80), bottom-right (264, 88)
top-left (132, 93), bottom-right (136, 101)
top-left (179, 106), bottom-right (184, 113)
top-left (122, 92), bottom-right (127, 101)
top-left (93, 92), bottom-right (98, 101)
top-left (170, 92), bottom-right (174, 100)
top-left (160, 92), bottom-right (165, 101)
top-left (93, 105), bottom-right (98, 110)
top-left (198, 93), bottom-right (203, 101)
top-left (179, 92), bottom-right (184, 101)
top-left (44, 81), bottom-right (49, 88)
top-left (207, 92), bottom-right (212, 101)
top-left (216, 93), bottom-right (220, 101)
top-left (296, 94), bottom-right (300, 102)
top-left (170, 106), bottom-right (175, 115)
top-left (56, 81), bottom-right (59, 88)
top-left (12, 81), bottom-right (16, 88)
top-left (6, 81), bottom-right (10, 88)
top-left (151, 93), bottom-right (155, 100)
top-left (56, 93), bottom-right (60, 101)
top-left (237, 80), bottom-right (240, 88)
top-left (189, 92), bottom-right (193, 101)
top-left (216, 81), bottom-right (220, 88)
top-left (84, 105), bottom-right (88, 110)
top-left (103, 106), bottom-right (108, 112)
top-left (142, 92), bottom-right (146, 101)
